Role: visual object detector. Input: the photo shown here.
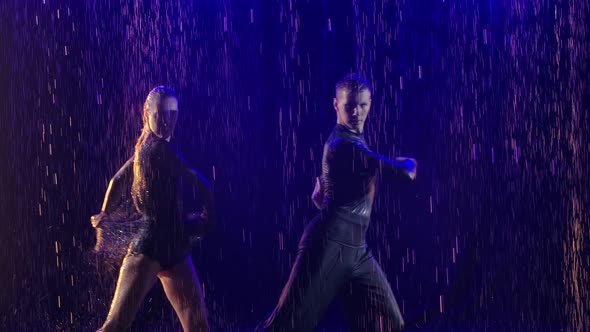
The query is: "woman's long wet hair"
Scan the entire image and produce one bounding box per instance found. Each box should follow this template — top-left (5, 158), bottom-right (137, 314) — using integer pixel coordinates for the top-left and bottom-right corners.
top-left (132, 86), bottom-right (177, 214)
top-left (92, 87), bottom-right (177, 269)
top-left (134, 86), bottom-right (177, 152)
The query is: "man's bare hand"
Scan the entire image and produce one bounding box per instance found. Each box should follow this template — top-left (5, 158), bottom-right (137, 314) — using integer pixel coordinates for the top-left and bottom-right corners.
top-left (395, 157), bottom-right (417, 180)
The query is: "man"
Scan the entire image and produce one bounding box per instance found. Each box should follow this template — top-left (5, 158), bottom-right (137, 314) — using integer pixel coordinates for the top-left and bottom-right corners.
top-left (256, 74), bottom-right (416, 331)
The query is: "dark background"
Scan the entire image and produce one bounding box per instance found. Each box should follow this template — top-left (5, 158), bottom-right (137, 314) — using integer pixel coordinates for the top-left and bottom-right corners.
top-left (1, 0), bottom-right (589, 331)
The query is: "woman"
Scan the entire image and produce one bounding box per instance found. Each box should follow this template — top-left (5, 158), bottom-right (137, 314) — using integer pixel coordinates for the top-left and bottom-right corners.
top-left (91, 86), bottom-right (215, 332)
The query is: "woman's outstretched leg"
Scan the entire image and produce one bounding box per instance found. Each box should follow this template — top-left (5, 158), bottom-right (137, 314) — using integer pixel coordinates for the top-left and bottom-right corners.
top-left (158, 256), bottom-right (209, 332)
top-left (97, 252), bottom-right (161, 332)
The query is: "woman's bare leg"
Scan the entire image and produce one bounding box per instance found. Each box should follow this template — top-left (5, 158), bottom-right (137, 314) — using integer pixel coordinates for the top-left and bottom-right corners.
top-left (97, 252), bottom-right (161, 332)
top-left (158, 256), bottom-right (209, 332)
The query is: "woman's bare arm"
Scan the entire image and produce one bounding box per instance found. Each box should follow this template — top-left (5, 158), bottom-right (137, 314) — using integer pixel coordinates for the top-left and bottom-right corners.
top-left (92, 156), bottom-right (134, 227)
top-left (101, 156), bottom-right (134, 213)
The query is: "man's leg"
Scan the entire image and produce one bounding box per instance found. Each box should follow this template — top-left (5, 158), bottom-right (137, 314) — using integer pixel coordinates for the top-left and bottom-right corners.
top-left (256, 240), bottom-right (350, 332)
top-left (340, 248), bottom-right (404, 332)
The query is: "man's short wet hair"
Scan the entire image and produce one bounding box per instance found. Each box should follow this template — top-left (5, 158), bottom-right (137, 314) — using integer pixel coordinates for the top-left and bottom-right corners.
top-left (335, 74), bottom-right (372, 96)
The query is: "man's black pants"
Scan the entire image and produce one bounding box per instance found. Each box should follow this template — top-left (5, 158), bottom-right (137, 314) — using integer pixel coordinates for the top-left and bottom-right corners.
top-left (256, 218), bottom-right (404, 332)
